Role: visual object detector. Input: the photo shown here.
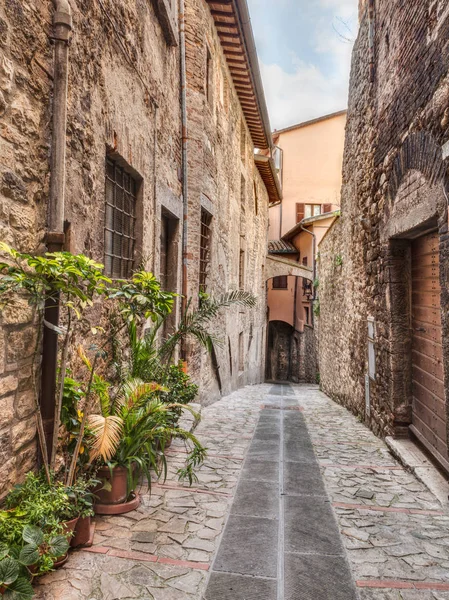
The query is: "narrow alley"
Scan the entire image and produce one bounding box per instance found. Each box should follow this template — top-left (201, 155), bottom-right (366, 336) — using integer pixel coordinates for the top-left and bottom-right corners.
top-left (34, 384), bottom-right (449, 600)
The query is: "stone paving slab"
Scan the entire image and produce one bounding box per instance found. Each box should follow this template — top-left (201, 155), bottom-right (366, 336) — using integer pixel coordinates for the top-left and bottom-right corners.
top-left (284, 553), bottom-right (359, 600)
top-left (204, 572), bottom-right (277, 599)
top-left (34, 383), bottom-right (449, 599)
top-left (212, 514), bottom-right (279, 578)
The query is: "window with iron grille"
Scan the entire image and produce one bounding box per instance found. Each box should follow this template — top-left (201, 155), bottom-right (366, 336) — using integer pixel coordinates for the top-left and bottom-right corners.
top-left (273, 275), bottom-right (288, 289)
top-left (199, 209), bottom-right (212, 292)
top-left (104, 157), bottom-right (138, 279)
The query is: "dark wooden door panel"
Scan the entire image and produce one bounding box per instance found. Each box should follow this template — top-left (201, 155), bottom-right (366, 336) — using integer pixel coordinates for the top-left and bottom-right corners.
top-left (411, 231), bottom-right (448, 465)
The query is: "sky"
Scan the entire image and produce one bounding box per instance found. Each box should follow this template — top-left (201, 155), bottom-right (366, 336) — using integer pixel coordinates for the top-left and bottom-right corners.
top-left (247, 0), bottom-right (359, 130)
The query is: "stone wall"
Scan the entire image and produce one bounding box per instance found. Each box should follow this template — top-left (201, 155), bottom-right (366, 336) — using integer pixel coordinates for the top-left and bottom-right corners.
top-left (184, 0), bottom-right (269, 404)
top-left (0, 0), bottom-right (270, 493)
top-left (318, 0), bottom-right (449, 448)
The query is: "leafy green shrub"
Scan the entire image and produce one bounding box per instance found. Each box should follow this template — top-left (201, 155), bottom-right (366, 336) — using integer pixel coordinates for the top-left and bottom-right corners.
top-left (162, 362), bottom-right (198, 406)
top-left (0, 523), bottom-right (69, 598)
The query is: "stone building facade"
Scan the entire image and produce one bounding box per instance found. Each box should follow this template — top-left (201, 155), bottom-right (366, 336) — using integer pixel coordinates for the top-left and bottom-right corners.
top-left (0, 0), bottom-right (278, 495)
top-left (318, 0), bottom-right (449, 472)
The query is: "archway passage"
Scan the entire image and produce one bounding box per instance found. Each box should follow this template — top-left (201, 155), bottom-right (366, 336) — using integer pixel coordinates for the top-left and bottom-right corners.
top-left (266, 320), bottom-right (297, 382)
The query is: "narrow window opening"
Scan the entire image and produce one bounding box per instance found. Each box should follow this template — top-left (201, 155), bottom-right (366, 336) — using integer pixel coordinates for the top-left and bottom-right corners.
top-left (199, 208), bottom-right (212, 292)
top-left (239, 332), bottom-right (244, 372)
top-left (104, 156), bottom-right (138, 279)
top-left (240, 120), bottom-right (246, 162)
top-left (239, 249), bottom-right (245, 290)
top-left (241, 175), bottom-right (246, 213)
top-left (254, 181), bottom-right (258, 215)
top-left (206, 47), bottom-right (213, 106)
top-left (228, 336), bottom-right (233, 375)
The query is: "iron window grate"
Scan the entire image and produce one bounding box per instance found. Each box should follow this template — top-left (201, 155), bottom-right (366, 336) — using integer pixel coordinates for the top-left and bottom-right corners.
top-left (104, 157), bottom-right (137, 279)
top-left (200, 209), bottom-right (212, 292)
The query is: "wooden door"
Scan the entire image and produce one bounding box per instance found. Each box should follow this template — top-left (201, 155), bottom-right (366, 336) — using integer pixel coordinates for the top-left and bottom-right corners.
top-left (411, 232), bottom-right (448, 466)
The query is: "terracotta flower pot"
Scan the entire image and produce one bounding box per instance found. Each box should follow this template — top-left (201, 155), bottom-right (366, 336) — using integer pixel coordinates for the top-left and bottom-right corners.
top-left (61, 516), bottom-right (79, 543)
top-left (52, 553), bottom-right (69, 569)
top-left (94, 492), bottom-right (140, 515)
top-left (70, 516), bottom-right (94, 548)
top-left (94, 466), bottom-right (129, 505)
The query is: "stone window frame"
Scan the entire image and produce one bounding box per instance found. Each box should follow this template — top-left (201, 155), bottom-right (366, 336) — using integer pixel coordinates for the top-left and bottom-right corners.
top-left (154, 0), bottom-right (179, 47)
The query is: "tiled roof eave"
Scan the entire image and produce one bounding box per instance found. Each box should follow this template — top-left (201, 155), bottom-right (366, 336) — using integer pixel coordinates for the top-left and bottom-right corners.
top-left (206, 0), bottom-right (272, 150)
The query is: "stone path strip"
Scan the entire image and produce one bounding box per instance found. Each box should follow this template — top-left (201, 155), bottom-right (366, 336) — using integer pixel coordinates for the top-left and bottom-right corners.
top-left (205, 385), bottom-right (358, 599)
top-left (34, 383), bottom-right (449, 599)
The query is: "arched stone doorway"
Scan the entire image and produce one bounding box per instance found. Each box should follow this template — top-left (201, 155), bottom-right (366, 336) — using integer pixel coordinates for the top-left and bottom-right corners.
top-left (265, 272), bottom-right (317, 383)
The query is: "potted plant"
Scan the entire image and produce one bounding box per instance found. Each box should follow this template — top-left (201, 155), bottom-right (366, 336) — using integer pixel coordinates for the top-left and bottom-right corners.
top-left (0, 523), bottom-right (69, 599)
top-left (4, 473), bottom-right (80, 547)
top-left (67, 478), bottom-right (98, 548)
top-left (65, 349), bottom-right (206, 514)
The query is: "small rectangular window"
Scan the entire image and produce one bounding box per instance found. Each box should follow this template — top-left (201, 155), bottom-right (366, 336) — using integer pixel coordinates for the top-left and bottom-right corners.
top-left (199, 209), bottom-right (212, 292)
top-left (239, 249), bottom-right (245, 290)
top-left (273, 276), bottom-right (288, 289)
top-left (302, 256), bottom-right (308, 267)
top-left (240, 120), bottom-right (246, 162)
top-left (104, 157), bottom-right (138, 279)
top-left (239, 332), bottom-right (244, 372)
top-left (254, 181), bottom-right (258, 215)
top-left (304, 204), bottom-right (322, 218)
top-left (241, 175), bottom-right (246, 212)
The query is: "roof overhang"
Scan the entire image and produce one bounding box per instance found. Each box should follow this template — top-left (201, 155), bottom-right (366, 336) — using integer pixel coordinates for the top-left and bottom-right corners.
top-left (254, 154), bottom-right (283, 204)
top-left (268, 239), bottom-right (299, 255)
top-left (282, 211), bottom-right (340, 241)
top-left (205, 0), bottom-right (272, 150)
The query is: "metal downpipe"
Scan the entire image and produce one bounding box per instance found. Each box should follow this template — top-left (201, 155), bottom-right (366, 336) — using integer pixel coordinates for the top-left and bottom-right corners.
top-left (40, 0), bottom-right (72, 462)
top-left (180, 0), bottom-right (189, 360)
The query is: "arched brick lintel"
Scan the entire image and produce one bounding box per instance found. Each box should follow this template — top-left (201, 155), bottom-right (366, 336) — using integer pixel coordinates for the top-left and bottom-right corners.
top-left (389, 131), bottom-right (446, 200)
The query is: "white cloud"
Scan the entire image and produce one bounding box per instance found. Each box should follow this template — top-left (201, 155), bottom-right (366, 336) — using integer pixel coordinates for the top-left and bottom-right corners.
top-left (261, 47), bottom-right (353, 130)
top-left (260, 1), bottom-right (357, 130)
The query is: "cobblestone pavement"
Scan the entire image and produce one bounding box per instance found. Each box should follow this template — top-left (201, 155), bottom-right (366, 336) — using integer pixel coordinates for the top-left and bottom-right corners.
top-left (34, 384), bottom-right (449, 599)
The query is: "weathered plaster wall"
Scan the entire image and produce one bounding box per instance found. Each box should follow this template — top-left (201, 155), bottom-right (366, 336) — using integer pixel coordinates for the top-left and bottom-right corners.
top-left (184, 0), bottom-right (269, 403)
top-left (318, 0), bottom-right (449, 447)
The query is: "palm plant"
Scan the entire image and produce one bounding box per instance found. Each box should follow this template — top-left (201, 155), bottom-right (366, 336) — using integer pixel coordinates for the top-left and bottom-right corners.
top-left (122, 290), bottom-right (257, 384)
top-left (67, 349), bottom-right (205, 492)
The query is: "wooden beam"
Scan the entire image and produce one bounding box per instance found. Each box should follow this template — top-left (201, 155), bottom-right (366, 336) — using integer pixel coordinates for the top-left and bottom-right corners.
top-left (210, 9), bottom-right (234, 18)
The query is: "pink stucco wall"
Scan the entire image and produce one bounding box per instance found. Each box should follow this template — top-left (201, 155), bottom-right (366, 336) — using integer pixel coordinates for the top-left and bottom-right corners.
top-left (269, 111), bottom-right (346, 240)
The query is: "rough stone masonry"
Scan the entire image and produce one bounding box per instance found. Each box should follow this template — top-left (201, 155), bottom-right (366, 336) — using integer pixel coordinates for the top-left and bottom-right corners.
top-left (318, 0), bottom-right (449, 465)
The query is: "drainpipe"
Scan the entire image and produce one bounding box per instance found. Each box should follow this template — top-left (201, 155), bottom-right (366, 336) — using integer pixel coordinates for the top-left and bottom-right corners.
top-left (299, 223), bottom-right (316, 327)
top-left (40, 0), bottom-right (72, 462)
top-left (179, 0), bottom-right (189, 360)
